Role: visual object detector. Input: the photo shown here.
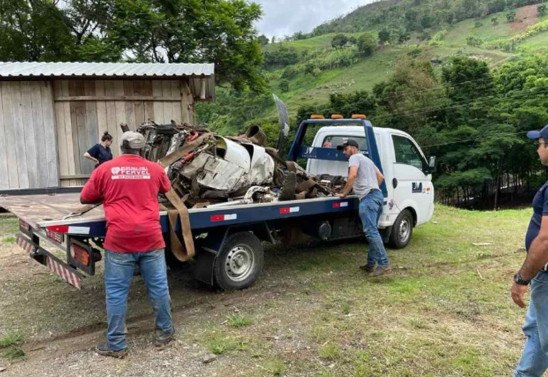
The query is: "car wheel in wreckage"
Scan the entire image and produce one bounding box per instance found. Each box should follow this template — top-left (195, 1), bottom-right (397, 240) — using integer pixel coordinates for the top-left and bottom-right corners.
top-left (213, 231), bottom-right (264, 290)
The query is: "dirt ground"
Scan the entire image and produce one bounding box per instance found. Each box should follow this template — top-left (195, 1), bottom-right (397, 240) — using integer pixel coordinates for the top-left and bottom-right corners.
top-left (511, 4), bottom-right (539, 33)
top-left (0, 236), bottom-right (290, 377)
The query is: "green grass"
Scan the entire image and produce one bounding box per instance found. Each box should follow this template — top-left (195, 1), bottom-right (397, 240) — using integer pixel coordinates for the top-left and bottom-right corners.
top-left (207, 336), bottom-right (242, 355)
top-left (518, 29), bottom-right (548, 51)
top-left (226, 313), bottom-right (254, 328)
top-left (0, 215), bottom-right (18, 237)
top-left (1, 236), bottom-right (16, 244)
top-left (0, 332), bottom-right (25, 361)
top-left (0, 204), bottom-right (535, 375)
top-left (262, 358), bottom-right (285, 376)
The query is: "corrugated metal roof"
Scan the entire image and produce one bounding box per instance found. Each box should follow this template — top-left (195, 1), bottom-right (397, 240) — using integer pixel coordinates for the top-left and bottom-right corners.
top-left (0, 62), bottom-right (214, 78)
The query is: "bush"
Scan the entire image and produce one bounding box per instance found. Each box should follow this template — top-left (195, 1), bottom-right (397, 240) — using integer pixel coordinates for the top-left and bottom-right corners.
top-left (491, 17), bottom-right (499, 26)
top-left (466, 35), bottom-right (483, 46)
top-left (281, 66), bottom-right (299, 79)
top-left (263, 46), bottom-right (299, 67)
top-left (331, 33), bottom-right (348, 48)
top-left (357, 32), bottom-right (377, 56)
top-left (279, 80), bottom-right (289, 93)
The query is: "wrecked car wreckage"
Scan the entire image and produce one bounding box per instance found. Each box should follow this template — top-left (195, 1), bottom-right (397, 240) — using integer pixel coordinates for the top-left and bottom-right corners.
top-left (115, 120), bottom-right (344, 263)
top-left (128, 121), bottom-right (341, 207)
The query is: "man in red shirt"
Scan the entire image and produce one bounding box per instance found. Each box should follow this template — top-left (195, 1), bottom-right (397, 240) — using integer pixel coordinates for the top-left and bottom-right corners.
top-left (81, 131), bottom-right (174, 358)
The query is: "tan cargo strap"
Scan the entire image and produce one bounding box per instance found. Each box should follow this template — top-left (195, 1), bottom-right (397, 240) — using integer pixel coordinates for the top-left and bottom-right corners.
top-left (158, 132), bottom-right (213, 262)
top-left (162, 189), bottom-right (195, 262)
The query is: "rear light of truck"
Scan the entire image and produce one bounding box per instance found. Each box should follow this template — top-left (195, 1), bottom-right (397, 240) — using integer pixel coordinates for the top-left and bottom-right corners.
top-left (46, 225), bottom-right (69, 234)
top-left (46, 228), bottom-right (65, 244)
top-left (71, 243), bottom-right (91, 266)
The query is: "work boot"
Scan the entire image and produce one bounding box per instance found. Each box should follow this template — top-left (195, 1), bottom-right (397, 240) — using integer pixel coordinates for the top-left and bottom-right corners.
top-left (95, 343), bottom-right (128, 358)
top-left (155, 329), bottom-right (175, 348)
top-left (279, 172), bottom-right (296, 201)
top-left (359, 264), bottom-right (375, 273)
top-left (369, 265), bottom-right (392, 277)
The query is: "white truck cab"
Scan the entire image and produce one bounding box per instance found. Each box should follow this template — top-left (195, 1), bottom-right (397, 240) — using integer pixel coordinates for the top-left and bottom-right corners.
top-left (288, 118), bottom-right (434, 248)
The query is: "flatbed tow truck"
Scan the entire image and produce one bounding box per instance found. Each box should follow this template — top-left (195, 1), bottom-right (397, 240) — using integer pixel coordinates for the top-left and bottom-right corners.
top-left (0, 116), bottom-right (435, 290)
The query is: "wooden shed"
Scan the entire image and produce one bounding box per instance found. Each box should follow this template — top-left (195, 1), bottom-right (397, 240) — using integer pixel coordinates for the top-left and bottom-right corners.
top-left (0, 62), bottom-right (215, 192)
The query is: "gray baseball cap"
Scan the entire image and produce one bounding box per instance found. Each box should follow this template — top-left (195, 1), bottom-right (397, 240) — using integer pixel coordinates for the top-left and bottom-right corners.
top-left (121, 131), bottom-right (146, 149)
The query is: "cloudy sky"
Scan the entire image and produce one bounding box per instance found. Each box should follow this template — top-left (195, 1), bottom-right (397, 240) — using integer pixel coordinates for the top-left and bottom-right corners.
top-left (252, 0), bottom-right (377, 39)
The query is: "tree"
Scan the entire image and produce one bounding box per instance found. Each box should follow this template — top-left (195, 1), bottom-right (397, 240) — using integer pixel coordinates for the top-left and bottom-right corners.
top-left (106, 0), bottom-right (265, 91)
top-left (539, 4), bottom-right (547, 16)
top-left (0, 1), bottom-right (78, 61)
top-left (0, 0), bottom-right (266, 91)
top-left (442, 57), bottom-right (494, 103)
top-left (378, 29), bottom-right (391, 45)
top-left (357, 33), bottom-right (377, 56)
top-left (258, 35), bottom-right (269, 46)
top-left (372, 58), bottom-right (447, 142)
top-left (331, 33), bottom-right (348, 48)
top-left (506, 10), bottom-right (516, 22)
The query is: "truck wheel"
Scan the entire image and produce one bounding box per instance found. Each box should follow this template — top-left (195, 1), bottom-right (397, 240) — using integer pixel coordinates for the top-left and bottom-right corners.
top-left (388, 209), bottom-right (413, 249)
top-left (214, 232), bottom-right (264, 290)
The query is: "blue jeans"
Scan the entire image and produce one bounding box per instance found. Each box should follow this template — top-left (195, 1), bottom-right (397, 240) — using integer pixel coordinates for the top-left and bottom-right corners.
top-left (359, 190), bottom-right (389, 267)
top-left (104, 249), bottom-right (173, 351)
top-left (515, 272), bottom-right (548, 376)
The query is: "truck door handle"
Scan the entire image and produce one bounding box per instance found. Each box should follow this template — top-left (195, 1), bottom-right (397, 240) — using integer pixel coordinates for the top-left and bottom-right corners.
top-left (392, 178), bottom-right (398, 188)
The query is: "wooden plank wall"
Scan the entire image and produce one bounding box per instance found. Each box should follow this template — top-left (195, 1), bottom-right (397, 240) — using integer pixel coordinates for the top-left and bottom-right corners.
top-left (0, 81), bottom-right (58, 190)
top-left (53, 79), bottom-right (190, 187)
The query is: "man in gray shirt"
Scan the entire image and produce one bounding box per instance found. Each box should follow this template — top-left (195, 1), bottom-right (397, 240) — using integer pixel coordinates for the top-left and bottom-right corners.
top-left (337, 139), bottom-right (391, 276)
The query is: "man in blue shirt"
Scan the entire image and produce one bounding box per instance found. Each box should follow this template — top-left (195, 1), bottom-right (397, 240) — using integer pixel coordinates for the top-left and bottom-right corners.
top-left (84, 132), bottom-right (113, 167)
top-left (513, 124), bottom-right (548, 376)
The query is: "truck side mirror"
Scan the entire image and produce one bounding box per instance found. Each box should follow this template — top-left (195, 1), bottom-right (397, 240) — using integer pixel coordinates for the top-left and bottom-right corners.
top-left (428, 156), bottom-right (437, 172)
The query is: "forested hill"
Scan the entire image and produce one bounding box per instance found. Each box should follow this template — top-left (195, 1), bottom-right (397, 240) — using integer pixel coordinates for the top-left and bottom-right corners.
top-left (312, 0), bottom-right (543, 38)
top-left (198, 0), bottom-right (548, 209)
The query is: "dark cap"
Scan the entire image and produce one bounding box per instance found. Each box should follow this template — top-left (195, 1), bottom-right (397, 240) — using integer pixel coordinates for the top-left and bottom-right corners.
top-left (337, 139), bottom-right (359, 150)
top-left (527, 124), bottom-right (548, 140)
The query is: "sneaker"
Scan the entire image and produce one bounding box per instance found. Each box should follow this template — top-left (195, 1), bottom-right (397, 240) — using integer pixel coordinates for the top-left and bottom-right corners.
top-left (155, 329), bottom-right (175, 347)
top-left (369, 265), bottom-right (392, 277)
top-left (359, 264), bottom-right (375, 273)
top-left (95, 343), bottom-right (128, 358)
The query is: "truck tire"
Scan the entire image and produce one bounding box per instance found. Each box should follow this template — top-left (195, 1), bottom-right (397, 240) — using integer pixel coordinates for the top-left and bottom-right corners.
top-left (214, 232), bottom-right (264, 290)
top-left (388, 209), bottom-right (413, 249)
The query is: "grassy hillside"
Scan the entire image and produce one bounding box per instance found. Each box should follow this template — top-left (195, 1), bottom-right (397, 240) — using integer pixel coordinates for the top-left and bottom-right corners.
top-left (198, 1), bottom-right (548, 136)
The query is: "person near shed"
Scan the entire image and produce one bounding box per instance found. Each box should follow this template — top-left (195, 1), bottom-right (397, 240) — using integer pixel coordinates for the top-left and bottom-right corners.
top-left (84, 131), bottom-right (114, 167)
top-left (80, 131), bottom-right (174, 358)
top-left (512, 124), bottom-right (548, 376)
top-left (336, 139), bottom-right (391, 276)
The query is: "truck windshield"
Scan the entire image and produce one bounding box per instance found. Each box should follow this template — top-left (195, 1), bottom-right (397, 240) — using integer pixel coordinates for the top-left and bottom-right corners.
top-left (322, 136), bottom-right (367, 152)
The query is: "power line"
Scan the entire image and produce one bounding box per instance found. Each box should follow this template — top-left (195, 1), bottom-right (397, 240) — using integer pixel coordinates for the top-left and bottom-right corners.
top-left (369, 87), bottom-right (548, 121)
top-left (421, 130), bottom-right (530, 149)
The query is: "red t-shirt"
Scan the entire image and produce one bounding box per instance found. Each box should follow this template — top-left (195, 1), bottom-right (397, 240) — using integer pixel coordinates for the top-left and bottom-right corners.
top-left (80, 154), bottom-right (171, 253)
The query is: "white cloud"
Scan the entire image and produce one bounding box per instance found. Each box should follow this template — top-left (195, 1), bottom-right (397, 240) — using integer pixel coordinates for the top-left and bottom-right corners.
top-left (251, 0), bottom-right (377, 39)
